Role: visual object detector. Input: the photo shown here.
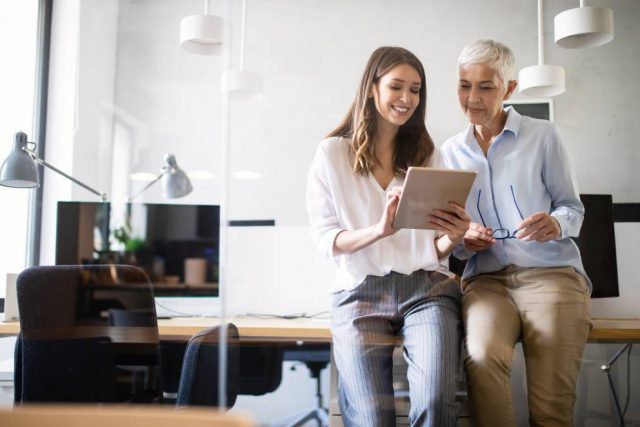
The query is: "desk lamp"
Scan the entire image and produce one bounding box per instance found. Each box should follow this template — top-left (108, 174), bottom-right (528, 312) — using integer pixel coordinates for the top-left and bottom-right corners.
top-left (0, 131), bottom-right (107, 201)
top-left (128, 154), bottom-right (193, 201)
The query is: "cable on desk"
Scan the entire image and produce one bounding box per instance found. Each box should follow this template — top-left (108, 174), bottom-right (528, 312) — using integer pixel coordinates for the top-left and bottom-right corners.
top-left (154, 304), bottom-right (332, 320)
top-left (154, 300), bottom-right (217, 318)
top-left (245, 311), bottom-right (331, 320)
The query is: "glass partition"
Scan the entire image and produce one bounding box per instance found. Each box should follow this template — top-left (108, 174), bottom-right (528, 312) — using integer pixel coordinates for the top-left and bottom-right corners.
top-left (32, 0), bottom-right (640, 422)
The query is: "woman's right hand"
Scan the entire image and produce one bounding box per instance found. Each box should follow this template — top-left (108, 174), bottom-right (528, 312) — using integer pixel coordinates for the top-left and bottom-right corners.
top-left (374, 187), bottom-right (402, 238)
top-left (463, 222), bottom-right (496, 251)
top-left (333, 187), bottom-right (401, 255)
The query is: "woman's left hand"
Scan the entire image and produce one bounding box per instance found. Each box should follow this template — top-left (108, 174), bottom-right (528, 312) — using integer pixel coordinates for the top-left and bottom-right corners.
top-left (516, 211), bottom-right (561, 242)
top-left (429, 202), bottom-right (471, 245)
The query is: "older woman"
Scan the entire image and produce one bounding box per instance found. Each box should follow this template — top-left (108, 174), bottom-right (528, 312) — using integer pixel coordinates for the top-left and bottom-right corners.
top-left (441, 39), bottom-right (592, 427)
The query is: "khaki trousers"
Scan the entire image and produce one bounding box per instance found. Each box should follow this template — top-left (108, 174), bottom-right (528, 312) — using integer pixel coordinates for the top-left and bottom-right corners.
top-left (462, 266), bottom-right (592, 427)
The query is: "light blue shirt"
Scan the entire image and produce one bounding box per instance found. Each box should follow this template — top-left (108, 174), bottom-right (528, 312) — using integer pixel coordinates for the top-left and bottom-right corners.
top-left (441, 107), bottom-right (590, 289)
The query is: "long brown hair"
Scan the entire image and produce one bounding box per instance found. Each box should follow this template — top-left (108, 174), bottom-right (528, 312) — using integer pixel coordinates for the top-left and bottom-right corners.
top-left (327, 46), bottom-right (434, 175)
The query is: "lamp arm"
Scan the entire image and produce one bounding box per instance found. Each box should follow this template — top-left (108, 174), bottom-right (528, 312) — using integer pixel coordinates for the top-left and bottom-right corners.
top-left (127, 171), bottom-right (165, 202)
top-left (31, 155), bottom-right (107, 202)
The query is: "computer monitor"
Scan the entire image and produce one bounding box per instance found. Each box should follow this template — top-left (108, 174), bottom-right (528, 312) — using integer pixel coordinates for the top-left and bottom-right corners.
top-left (504, 99), bottom-right (553, 121)
top-left (55, 202), bottom-right (220, 297)
top-left (574, 194), bottom-right (619, 298)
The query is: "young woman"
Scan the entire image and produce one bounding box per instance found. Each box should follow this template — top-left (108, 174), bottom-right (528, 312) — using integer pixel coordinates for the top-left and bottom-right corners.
top-left (306, 46), bottom-right (470, 427)
top-left (441, 39), bottom-right (592, 427)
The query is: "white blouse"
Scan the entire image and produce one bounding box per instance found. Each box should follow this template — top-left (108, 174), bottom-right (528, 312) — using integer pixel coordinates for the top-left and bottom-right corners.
top-left (306, 137), bottom-right (450, 292)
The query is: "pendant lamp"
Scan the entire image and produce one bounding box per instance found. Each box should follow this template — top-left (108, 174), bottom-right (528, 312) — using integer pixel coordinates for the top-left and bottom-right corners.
top-left (555, 1), bottom-right (614, 49)
top-left (180, 0), bottom-right (224, 55)
top-left (519, 0), bottom-right (565, 98)
top-left (221, 0), bottom-right (262, 98)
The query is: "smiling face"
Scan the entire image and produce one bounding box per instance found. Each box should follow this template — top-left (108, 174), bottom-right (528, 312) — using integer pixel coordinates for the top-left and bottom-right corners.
top-left (371, 63), bottom-right (422, 130)
top-left (458, 63), bottom-right (517, 131)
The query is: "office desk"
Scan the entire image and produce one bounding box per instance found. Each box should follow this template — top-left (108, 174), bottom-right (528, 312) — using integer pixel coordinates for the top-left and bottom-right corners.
top-left (1, 317), bottom-right (639, 342)
top-left (2, 317), bottom-right (639, 426)
top-left (156, 317), bottom-right (331, 343)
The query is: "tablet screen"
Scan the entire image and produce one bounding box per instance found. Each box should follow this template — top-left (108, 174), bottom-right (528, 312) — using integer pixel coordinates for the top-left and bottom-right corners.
top-left (393, 167), bottom-right (477, 230)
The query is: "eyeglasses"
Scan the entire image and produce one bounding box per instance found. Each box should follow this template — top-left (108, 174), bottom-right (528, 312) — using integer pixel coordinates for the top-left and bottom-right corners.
top-left (476, 186), bottom-right (525, 240)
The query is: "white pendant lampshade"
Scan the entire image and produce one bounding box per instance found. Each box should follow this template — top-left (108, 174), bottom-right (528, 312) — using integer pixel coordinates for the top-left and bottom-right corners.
top-left (519, 64), bottom-right (566, 97)
top-left (221, 70), bottom-right (262, 98)
top-left (555, 4), bottom-right (614, 49)
top-left (180, 1), bottom-right (223, 56)
top-left (221, 0), bottom-right (262, 98)
top-left (519, 0), bottom-right (566, 98)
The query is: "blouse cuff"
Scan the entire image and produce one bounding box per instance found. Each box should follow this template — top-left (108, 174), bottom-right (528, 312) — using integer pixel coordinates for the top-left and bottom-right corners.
top-left (320, 228), bottom-right (344, 258)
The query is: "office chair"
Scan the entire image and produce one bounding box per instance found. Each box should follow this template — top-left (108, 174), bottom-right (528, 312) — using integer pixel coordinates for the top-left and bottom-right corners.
top-left (14, 334), bottom-right (118, 403)
top-left (176, 324), bottom-right (240, 407)
top-left (237, 343), bottom-right (283, 396)
top-left (14, 264), bottom-right (161, 404)
top-left (176, 325), bottom-right (284, 409)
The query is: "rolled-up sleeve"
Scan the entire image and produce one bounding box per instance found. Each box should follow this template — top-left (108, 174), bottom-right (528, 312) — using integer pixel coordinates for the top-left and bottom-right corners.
top-left (306, 146), bottom-right (343, 258)
top-left (543, 127), bottom-right (584, 239)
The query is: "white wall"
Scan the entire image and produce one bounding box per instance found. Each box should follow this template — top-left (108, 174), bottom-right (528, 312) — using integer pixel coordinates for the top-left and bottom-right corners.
top-left (227, 0), bottom-right (640, 223)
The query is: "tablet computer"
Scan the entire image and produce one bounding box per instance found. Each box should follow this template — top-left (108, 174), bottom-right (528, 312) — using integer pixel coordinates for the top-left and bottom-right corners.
top-left (392, 167), bottom-right (477, 230)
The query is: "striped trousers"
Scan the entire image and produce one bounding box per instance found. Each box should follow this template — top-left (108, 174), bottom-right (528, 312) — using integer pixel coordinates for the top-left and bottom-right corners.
top-left (331, 269), bottom-right (462, 427)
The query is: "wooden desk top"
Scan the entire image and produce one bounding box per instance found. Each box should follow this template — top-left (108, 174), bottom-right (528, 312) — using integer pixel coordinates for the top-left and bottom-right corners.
top-left (157, 316), bottom-right (332, 342)
top-left (1, 317), bottom-right (639, 344)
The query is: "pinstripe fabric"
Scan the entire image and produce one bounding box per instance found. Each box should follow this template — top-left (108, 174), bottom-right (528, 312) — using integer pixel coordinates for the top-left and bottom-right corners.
top-left (331, 269), bottom-right (462, 427)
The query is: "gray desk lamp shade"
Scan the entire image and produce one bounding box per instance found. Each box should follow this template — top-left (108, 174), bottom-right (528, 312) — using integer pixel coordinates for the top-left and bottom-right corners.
top-left (129, 154), bottom-right (193, 201)
top-left (1, 132), bottom-right (107, 201)
top-left (162, 154), bottom-right (193, 198)
top-left (0, 132), bottom-right (39, 188)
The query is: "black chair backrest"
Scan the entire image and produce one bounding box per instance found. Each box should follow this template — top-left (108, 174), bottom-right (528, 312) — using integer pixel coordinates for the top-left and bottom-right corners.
top-left (177, 324), bottom-right (240, 407)
top-left (237, 345), bottom-right (283, 395)
top-left (16, 266), bottom-right (78, 331)
top-left (176, 324), bottom-right (285, 408)
top-left (17, 335), bottom-right (118, 403)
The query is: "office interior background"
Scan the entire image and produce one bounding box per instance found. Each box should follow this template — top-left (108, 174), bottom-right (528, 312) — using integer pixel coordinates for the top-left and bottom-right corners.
top-left (1, 0), bottom-right (639, 425)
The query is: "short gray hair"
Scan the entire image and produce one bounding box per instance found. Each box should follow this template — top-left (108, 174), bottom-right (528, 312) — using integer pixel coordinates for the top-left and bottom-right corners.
top-left (458, 39), bottom-right (515, 87)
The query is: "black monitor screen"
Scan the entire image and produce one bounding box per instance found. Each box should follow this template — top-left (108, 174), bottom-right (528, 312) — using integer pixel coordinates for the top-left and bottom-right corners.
top-left (574, 194), bottom-right (619, 298)
top-left (55, 202), bottom-right (220, 296)
top-left (503, 101), bottom-right (551, 121)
